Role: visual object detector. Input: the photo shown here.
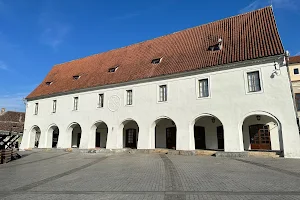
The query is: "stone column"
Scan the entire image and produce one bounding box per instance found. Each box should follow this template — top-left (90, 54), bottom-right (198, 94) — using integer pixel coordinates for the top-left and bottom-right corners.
top-left (79, 125), bottom-right (89, 149)
top-left (280, 118), bottom-right (300, 158)
top-left (224, 119), bottom-right (244, 152)
top-left (177, 122), bottom-right (194, 150)
top-left (137, 124), bottom-right (151, 149)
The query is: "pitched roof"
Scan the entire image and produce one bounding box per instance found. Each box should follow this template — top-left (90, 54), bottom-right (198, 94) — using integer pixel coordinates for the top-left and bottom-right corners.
top-left (290, 55), bottom-right (300, 64)
top-left (27, 6), bottom-right (284, 99)
top-left (0, 111), bottom-right (25, 134)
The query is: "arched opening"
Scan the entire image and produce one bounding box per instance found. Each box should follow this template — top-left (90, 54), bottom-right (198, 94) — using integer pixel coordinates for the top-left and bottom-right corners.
top-left (154, 117), bottom-right (177, 149)
top-left (47, 125), bottom-right (59, 148)
top-left (122, 120), bottom-right (139, 149)
top-left (93, 121), bottom-right (108, 148)
top-left (67, 123), bottom-right (82, 148)
top-left (242, 113), bottom-right (282, 151)
top-left (193, 115), bottom-right (224, 150)
top-left (30, 126), bottom-right (41, 148)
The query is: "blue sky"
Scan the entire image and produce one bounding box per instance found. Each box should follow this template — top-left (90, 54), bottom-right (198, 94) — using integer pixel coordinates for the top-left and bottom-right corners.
top-left (0, 0), bottom-right (299, 111)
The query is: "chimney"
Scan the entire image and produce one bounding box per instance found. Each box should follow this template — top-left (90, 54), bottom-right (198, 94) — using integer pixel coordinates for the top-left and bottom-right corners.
top-left (0, 108), bottom-right (5, 115)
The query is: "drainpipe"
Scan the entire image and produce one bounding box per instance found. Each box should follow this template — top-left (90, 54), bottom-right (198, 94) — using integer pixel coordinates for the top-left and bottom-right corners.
top-left (284, 51), bottom-right (300, 131)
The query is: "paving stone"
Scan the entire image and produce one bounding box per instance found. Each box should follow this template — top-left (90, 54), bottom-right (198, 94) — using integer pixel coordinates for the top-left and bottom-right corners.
top-left (1, 151), bottom-right (300, 200)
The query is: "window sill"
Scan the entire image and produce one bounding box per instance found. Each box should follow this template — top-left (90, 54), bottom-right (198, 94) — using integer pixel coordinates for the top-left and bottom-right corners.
top-left (97, 106), bottom-right (104, 109)
top-left (246, 90), bottom-right (263, 95)
top-left (157, 100), bottom-right (168, 104)
top-left (125, 104), bottom-right (133, 107)
top-left (196, 96), bottom-right (211, 100)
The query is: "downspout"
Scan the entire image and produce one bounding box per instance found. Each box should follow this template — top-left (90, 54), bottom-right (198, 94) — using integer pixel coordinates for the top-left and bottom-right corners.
top-left (284, 51), bottom-right (300, 131)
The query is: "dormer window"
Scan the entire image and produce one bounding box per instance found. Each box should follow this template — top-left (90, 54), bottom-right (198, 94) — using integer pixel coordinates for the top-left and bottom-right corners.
top-left (151, 58), bottom-right (161, 64)
top-left (208, 38), bottom-right (223, 52)
top-left (108, 66), bottom-right (118, 73)
top-left (73, 75), bottom-right (80, 80)
top-left (45, 81), bottom-right (53, 85)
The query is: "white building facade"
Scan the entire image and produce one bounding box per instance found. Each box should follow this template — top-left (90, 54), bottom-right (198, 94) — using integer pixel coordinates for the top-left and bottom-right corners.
top-left (20, 7), bottom-right (300, 158)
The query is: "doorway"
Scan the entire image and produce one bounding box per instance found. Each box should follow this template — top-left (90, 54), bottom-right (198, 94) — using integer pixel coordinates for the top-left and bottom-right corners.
top-left (125, 129), bottom-right (137, 148)
top-left (217, 126), bottom-right (224, 149)
top-left (95, 132), bottom-right (101, 148)
top-left (194, 126), bottom-right (206, 149)
top-left (249, 124), bottom-right (271, 150)
top-left (166, 127), bottom-right (176, 149)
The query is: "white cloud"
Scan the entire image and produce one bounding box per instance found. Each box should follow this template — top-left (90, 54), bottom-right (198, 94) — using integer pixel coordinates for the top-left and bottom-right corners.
top-left (0, 60), bottom-right (8, 70)
top-left (240, 0), bottom-right (298, 13)
top-left (296, 51), bottom-right (300, 56)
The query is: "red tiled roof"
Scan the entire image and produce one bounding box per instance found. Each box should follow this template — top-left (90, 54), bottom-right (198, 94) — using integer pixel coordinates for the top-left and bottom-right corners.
top-left (27, 7), bottom-right (284, 99)
top-left (290, 55), bottom-right (300, 64)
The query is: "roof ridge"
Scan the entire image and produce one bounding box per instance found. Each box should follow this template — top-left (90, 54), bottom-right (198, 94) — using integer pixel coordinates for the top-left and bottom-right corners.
top-left (27, 6), bottom-right (284, 99)
top-left (53, 6), bottom-right (272, 68)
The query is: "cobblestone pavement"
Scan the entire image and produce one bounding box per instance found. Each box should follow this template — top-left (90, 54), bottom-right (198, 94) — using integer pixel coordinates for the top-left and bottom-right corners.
top-left (1, 152), bottom-right (300, 200)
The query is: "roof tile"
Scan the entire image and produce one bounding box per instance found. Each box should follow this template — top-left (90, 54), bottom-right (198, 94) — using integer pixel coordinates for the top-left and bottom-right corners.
top-left (290, 55), bottom-right (300, 64)
top-left (27, 7), bottom-right (284, 99)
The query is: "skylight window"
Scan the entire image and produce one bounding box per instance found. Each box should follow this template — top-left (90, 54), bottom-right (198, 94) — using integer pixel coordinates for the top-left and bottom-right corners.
top-left (73, 75), bottom-right (80, 80)
top-left (45, 81), bottom-right (53, 85)
top-left (208, 38), bottom-right (223, 51)
top-left (151, 58), bottom-right (161, 64)
top-left (108, 66), bottom-right (118, 73)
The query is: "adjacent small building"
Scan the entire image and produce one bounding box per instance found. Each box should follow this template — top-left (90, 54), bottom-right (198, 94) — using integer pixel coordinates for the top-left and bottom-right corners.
top-left (20, 7), bottom-right (300, 158)
top-left (0, 108), bottom-right (25, 144)
top-left (289, 55), bottom-right (300, 117)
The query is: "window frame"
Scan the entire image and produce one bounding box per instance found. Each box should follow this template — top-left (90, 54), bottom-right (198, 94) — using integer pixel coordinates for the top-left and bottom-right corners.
top-left (126, 89), bottom-right (133, 106)
top-left (34, 102), bottom-right (39, 115)
top-left (151, 58), bottom-right (162, 64)
top-left (52, 100), bottom-right (57, 113)
top-left (294, 68), bottom-right (299, 75)
top-left (73, 97), bottom-right (79, 111)
top-left (195, 76), bottom-right (211, 100)
top-left (244, 69), bottom-right (263, 95)
top-left (98, 93), bottom-right (104, 108)
top-left (157, 84), bottom-right (168, 103)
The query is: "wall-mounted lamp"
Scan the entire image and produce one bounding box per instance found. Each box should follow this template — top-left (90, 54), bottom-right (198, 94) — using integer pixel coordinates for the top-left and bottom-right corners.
top-left (256, 115), bottom-right (261, 121)
top-left (211, 117), bottom-right (216, 123)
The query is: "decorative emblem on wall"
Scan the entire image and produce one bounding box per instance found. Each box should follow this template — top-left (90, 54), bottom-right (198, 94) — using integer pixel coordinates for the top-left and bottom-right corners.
top-left (108, 95), bottom-right (121, 112)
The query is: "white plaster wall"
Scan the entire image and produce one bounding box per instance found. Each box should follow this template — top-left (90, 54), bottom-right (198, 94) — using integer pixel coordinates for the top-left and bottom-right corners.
top-left (20, 58), bottom-right (300, 158)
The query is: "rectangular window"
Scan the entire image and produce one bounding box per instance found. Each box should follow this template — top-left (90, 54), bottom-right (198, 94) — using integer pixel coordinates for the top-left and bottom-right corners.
top-left (98, 94), bottom-right (104, 108)
top-left (126, 90), bottom-right (133, 105)
top-left (34, 103), bottom-right (38, 115)
top-left (247, 71), bottom-right (261, 92)
top-left (296, 94), bottom-right (300, 111)
top-left (53, 100), bottom-right (57, 113)
top-left (294, 68), bottom-right (299, 75)
top-left (198, 79), bottom-right (209, 98)
top-left (73, 97), bottom-right (78, 110)
top-left (159, 85), bottom-right (167, 102)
